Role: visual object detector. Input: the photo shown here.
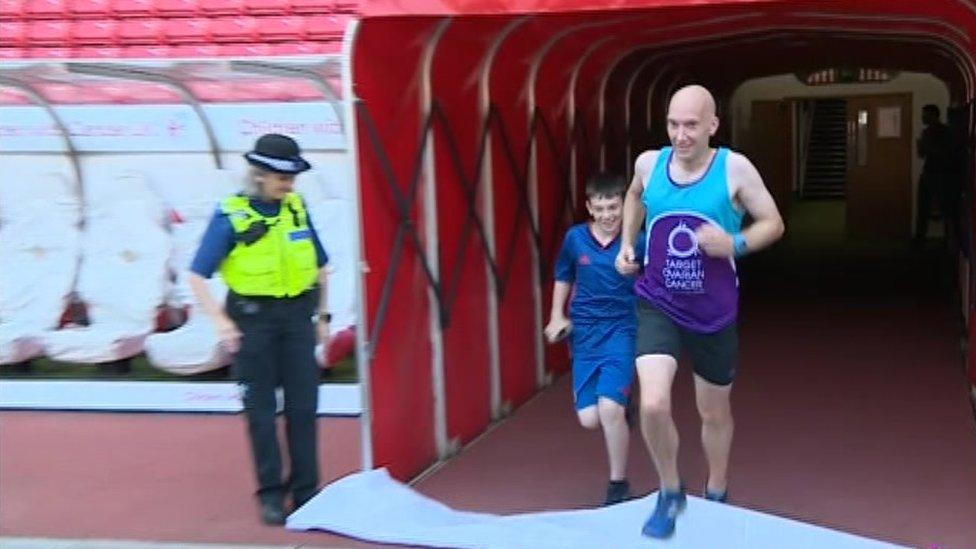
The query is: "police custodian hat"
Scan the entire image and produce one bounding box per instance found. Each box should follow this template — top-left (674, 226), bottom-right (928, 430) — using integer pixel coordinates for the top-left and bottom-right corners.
top-left (243, 133), bottom-right (312, 174)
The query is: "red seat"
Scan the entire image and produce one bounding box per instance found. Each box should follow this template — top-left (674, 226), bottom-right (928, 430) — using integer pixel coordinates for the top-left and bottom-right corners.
top-left (27, 46), bottom-right (72, 58)
top-left (289, 0), bottom-right (331, 14)
top-left (168, 43), bottom-right (218, 57)
top-left (210, 15), bottom-right (256, 42)
top-left (24, 0), bottom-right (66, 19)
top-left (187, 80), bottom-right (244, 102)
top-left (304, 13), bottom-right (349, 40)
top-left (163, 17), bottom-right (209, 43)
top-left (95, 82), bottom-right (180, 103)
top-left (44, 83), bottom-right (115, 103)
top-left (243, 0), bottom-right (287, 15)
top-left (68, 0), bottom-right (111, 18)
top-left (251, 79), bottom-right (321, 101)
top-left (271, 40), bottom-right (327, 55)
top-left (112, 0), bottom-right (153, 17)
top-left (0, 21), bottom-right (26, 46)
top-left (155, 0), bottom-right (198, 17)
top-left (0, 47), bottom-right (27, 60)
top-left (0, 88), bottom-right (32, 104)
top-left (27, 19), bottom-right (70, 45)
top-left (333, 0), bottom-right (355, 13)
top-left (120, 43), bottom-right (172, 57)
top-left (199, 0), bottom-right (242, 16)
top-left (216, 42), bottom-right (271, 56)
top-left (72, 19), bottom-right (116, 45)
top-left (0, 0), bottom-right (24, 21)
top-left (118, 17), bottom-right (163, 44)
top-left (255, 15), bottom-right (304, 42)
top-left (74, 45), bottom-right (123, 58)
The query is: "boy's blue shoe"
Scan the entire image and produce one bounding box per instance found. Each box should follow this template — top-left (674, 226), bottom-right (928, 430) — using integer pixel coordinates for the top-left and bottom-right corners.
top-left (641, 485), bottom-right (687, 539)
top-left (704, 487), bottom-right (728, 503)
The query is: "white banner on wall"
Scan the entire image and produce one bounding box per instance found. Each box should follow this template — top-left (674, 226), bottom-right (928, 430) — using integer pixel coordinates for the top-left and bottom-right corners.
top-left (0, 381), bottom-right (362, 415)
top-left (0, 102), bottom-right (346, 153)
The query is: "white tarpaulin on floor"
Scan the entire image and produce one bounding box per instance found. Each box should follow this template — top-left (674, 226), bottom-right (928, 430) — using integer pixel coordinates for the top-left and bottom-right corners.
top-left (287, 469), bottom-right (904, 549)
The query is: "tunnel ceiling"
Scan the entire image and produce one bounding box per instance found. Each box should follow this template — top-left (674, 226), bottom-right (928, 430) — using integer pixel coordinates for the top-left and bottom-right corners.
top-left (356, 1), bottom-right (976, 103)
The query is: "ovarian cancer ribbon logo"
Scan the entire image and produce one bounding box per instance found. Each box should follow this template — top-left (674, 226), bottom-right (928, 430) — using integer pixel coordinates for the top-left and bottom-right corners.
top-left (667, 221), bottom-right (699, 259)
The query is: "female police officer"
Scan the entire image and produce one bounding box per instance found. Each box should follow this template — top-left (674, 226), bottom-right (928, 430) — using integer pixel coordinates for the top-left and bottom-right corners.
top-left (187, 134), bottom-right (330, 525)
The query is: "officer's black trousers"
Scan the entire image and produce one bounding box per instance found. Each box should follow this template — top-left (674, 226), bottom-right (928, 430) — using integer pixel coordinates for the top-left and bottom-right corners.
top-left (227, 290), bottom-right (319, 506)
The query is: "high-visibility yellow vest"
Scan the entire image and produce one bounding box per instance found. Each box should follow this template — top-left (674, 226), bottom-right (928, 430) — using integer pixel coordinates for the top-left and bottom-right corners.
top-left (218, 193), bottom-right (318, 297)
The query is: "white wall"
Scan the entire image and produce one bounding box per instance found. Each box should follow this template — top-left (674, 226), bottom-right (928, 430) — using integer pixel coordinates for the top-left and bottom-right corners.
top-left (731, 71), bottom-right (951, 218)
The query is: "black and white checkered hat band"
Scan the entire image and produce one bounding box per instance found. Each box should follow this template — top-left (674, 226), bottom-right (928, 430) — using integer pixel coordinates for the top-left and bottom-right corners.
top-left (245, 152), bottom-right (309, 173)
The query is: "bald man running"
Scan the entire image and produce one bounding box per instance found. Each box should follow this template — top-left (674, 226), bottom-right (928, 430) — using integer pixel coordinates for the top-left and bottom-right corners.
top-left (616, 85), bottom-right (784, 539)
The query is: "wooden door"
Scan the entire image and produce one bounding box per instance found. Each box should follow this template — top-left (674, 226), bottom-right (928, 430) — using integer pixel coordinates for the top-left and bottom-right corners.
top-left (845, 94), bottom-right (913, 238)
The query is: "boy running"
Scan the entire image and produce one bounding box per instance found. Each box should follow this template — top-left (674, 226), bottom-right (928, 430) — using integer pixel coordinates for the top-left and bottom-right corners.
top-left (544, 172), bottom-right (645, 506)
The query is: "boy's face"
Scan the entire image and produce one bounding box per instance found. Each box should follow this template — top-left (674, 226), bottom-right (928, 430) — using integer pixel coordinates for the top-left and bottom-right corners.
top-left (586, 194), bottom-right (623, 234)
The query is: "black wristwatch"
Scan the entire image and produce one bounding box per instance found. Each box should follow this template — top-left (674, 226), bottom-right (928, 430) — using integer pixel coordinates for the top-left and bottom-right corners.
top-left (317, 312), bottom-right (332, 323)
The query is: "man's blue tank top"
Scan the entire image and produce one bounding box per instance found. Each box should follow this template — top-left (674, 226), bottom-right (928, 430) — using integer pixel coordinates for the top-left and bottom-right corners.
top-left (635, 146), bottom-right (744, 333)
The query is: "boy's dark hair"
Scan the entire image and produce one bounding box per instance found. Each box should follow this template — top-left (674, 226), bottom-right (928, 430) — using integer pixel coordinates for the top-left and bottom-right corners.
top-left (585, 171), bottom-right (626, 200)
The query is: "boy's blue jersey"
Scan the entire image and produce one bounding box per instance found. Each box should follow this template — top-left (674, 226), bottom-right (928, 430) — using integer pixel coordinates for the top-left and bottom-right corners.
top-left (554, 223), bottom-right (645, 323)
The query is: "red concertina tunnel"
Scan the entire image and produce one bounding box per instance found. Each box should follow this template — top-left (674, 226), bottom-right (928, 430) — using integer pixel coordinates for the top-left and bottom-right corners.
top-left (352, 0), bottom-right (976, 480)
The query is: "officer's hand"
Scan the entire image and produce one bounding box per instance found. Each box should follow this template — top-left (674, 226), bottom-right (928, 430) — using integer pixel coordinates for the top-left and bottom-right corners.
top-left (216, 316), bottom-right (242, 353)
top-left (544, 316), bottom-right (572, 344)
top-left (695, 224), bottom-right (734, 258)
top-left (316, 318), bottom-right (330, 346)
top-left (615, 245), bottom-right (638, 275)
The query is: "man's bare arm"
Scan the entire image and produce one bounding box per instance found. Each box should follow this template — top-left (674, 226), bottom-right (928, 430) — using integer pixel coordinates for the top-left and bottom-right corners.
top-left (621, 151), bottom-right (656, 249)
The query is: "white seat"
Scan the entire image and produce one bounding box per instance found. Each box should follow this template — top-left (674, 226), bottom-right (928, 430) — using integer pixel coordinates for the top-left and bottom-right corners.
top-left (42, 174), bottom-right (170, 364)
top-left (144, 276), bottom-right (232, 375)
top-left (0, 173), bottom-right (81, 365)
top-left (143, 169), bottom-right (239, 375)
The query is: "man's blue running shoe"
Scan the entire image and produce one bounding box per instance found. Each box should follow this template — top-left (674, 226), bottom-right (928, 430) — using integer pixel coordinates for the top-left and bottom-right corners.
top-left (641, 485), bottom-right (686, 539)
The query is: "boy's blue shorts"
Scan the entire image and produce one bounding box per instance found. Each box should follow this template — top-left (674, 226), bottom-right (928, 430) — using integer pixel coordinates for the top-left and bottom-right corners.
top-left (570, 319), bottom-right (636, 410)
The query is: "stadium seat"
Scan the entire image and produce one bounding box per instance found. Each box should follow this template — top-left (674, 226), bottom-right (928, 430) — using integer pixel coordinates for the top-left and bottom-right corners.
top-left (0, 88), bottom-right (31, 103)
top-left (24, 0), bottom-right (67, 19)
top-left (68, 0), bottom-right (112, 19)
top-left (74, 45), bottom-right (123, 58)
top-left (255, 15), bottom-right (304, 42)
top-left (120, 43), bottom-right (173, 58)
top-left (163, 17), bottom-right (210, 43)
top-left (72, 18), bottom-right (117, 45)
top-left (144, 168), bottom-right (240, 375)
top-left (42, 171), bottom-right (170, 364)
top-left (0, 0), bottom-right (25, 21)
top-left (244, 0), bottom-right (287, 15)
top-left (199, 0), bottom-right (242, 17)
top-left (27, 19), bottom-right (71, 46)
top-left (333, 0), bottom-right (355, 13)
top-left (112, 0), bottom-right (155, 17)
top-left (271, 41), bottom-right (325, 55)
top-left (217, 42), bottom-right (272, 56)
top-left (290, 0), bottom-right (332, 14)
top-left (27, 46), bottom-right (72, 58)
top-left (0, 21), bottom-right (26, 47)
top-left (155, 0), bottom-right (198, 17)
top-left (117, 17), bottom-right (164, 44)
top-left (0, 171), bottom-right (81, 366)
top-left (305, 13), bottom-right (350, 41)
top-left (186, 80), bottom-right (245, 101)
top-left (167, 43), bottom-right (218, 57)
top-left (210, 15), bottom-right (257, 42)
